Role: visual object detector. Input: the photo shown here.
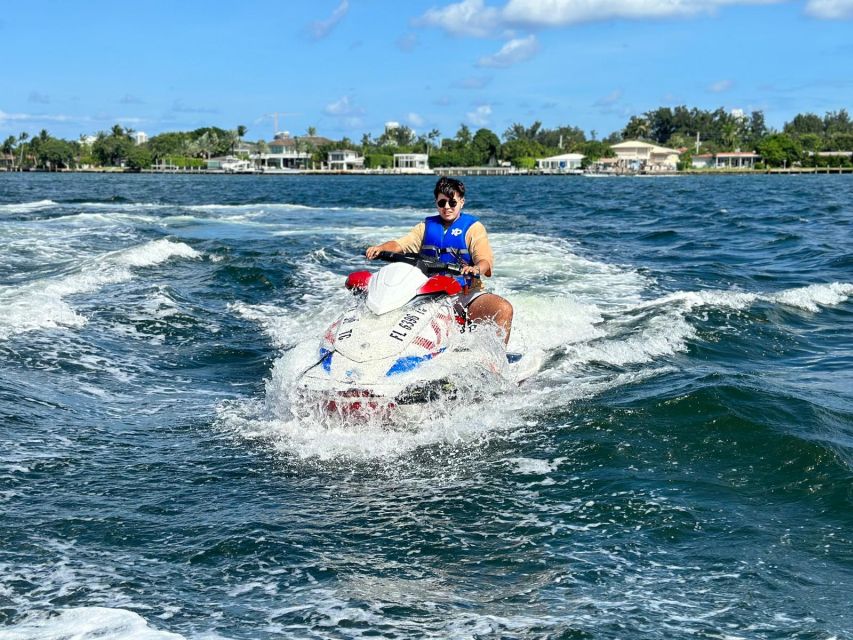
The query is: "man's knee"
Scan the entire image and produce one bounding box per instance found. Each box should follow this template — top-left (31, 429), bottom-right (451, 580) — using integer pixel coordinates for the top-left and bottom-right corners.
top-left (470, 294), bottom-right (512, 321)
top-left (500, 297), bottom-right (513, 322)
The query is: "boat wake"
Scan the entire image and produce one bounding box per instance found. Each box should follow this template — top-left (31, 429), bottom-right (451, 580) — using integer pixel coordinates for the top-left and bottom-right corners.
top-left (217, 231), bottom-right (853, 462)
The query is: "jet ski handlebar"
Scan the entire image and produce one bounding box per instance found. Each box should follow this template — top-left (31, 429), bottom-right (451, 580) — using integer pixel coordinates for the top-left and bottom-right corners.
top-left (374, 251), bottom-right (464, 276)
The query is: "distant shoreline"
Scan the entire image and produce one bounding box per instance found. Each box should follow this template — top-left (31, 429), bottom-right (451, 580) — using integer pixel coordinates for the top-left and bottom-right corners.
top-left (1, 167), bottom-right (851, 176)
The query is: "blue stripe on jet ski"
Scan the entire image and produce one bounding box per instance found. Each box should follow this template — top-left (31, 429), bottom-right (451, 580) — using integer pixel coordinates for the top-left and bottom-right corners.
top-left (386, 353), bottom-right (435, 376)
top-left (320, 348), bottom-right (332, 372)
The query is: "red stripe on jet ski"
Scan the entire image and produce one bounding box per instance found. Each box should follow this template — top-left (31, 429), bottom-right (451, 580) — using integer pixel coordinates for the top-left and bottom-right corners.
top-left (414, 336), bottom-right (435, 350)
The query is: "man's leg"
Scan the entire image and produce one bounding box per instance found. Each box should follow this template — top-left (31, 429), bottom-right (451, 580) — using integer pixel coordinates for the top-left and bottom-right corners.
top-left (467, 293), bottom-right (513, 344)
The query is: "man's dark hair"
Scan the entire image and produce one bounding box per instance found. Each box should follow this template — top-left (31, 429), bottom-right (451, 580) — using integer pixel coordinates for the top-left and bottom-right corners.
top-left (434, 176), bottom-right (465, 199)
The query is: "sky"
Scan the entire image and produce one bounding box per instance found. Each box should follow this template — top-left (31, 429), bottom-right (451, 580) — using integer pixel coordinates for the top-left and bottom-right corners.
top-left (1, 0), bottom-right (852, 143)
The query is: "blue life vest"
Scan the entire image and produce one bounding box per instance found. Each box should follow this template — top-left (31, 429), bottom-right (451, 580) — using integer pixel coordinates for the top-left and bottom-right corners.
top-left (419, 214), bottom-right (479, 285)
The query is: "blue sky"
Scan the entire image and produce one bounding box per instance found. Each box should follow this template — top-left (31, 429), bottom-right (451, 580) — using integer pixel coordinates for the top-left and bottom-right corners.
top-left (1, 0), bottom-right (851, 143)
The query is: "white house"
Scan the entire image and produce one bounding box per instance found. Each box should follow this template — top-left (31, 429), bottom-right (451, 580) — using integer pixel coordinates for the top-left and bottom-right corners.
top-left (692, 152), bottom-right (760, 169)
top-left (133, 131), bottom-right (148, 145)
top-left (393, 153), bottom-right (430, 173)
top-left (253, 133), bottom-right (331, 171)
top-left (611, 140), bottom-right (679, 172)
top-left (327, 149), bottom-right (364, 171)
top-left (536, 153), bottom-right (585, 173)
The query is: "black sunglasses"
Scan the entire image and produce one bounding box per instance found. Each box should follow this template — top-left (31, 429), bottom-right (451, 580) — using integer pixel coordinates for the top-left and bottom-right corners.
top-left (436, 198), bottom-right (458, 208)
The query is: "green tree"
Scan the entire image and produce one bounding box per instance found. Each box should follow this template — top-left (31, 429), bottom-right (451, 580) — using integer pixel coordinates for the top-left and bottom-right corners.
top-left (577, 140), bottom-right (615, 162)
top-left (647, 107), bottom-right (676, 143)
top-left (622, 116), bottom-right (650, 140)
top-left (784, 113), bottom-right (823, 137)
top-left (720, 121), bottom-right (739, 150)
top-left (798, 133), bottom-right (823, 153)
top-left (509, 121), bottom-right (543, 142)
top-left (823, 109), bottom-right (852, 136)
top-left (501, 138), bottom-right (547, 167)
top-left (471, 128), bottom-right (501, 165)
top-left (534, 125), bottom-right (585, 150)
top-left (148, 132), bottom-right (189, 159)
top-left (454, 124), bottom-right (472, 147)
top-left (364, 153), bottom-right (393, 169)
top-left (36, 137), bottom-right (74, 170)
top-left (18, 132), bottom-right (29, 168)
top-left (2, 135), bottom-right (16, 168)
top-left (422, 128), bottom-right (440, 157)
top-left (757, 133), bottom-right (802, 167)
top-left (92, 126), bottom-right (134, 166)
top-left (125, 145), bottom-right (153, 171)
top-left (223, 130), bottom-right (239, 154)
top-left (745, 111), bottom-right (767, 149)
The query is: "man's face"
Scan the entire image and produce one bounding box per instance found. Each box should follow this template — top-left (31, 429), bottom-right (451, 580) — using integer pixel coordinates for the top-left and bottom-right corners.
top-left (435, 191), bottom-right (464, 224)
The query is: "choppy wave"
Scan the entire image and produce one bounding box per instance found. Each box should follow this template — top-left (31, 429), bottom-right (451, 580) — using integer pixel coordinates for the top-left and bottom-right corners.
top-left (0, 607), bottom-right (185, 640)
top-left (0, 199), bottom-right (58, 214)
top-left (0, 239), bottom-right (201, 340)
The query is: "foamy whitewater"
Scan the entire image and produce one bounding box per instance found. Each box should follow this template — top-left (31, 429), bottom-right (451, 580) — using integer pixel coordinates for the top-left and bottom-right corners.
top-left (1, 173), bottom-right (851, 639)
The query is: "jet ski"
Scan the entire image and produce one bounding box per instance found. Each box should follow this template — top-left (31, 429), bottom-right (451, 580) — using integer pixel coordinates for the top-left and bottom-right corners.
top-left (297, 251), bottom-right (539, 416)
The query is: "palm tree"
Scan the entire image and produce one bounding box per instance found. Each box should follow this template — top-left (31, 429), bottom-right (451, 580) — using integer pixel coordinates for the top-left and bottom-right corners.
top-left (2, 135), bottom-right (15, 170)
top-left (427, 128), bottom-right (440, 156)
top-left (721, 121), bottom-right (738, 151)
top-left (18, 132), bottom-right (29, 169)
top-left (235, 125), bottom-right (247, 153)
top-left (225, 130), bottom-right (239, 154)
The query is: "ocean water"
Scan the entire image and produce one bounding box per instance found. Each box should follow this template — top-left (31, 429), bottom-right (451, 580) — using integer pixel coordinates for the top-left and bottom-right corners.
top-left (0, 172), bottom-right (851, 639)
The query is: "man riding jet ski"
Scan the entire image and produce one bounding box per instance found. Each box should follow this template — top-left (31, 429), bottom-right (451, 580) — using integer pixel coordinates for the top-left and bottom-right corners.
top-left (297, 177), bottom-right (536, 415)
top-left (366, 176), bottom-right (513, 344)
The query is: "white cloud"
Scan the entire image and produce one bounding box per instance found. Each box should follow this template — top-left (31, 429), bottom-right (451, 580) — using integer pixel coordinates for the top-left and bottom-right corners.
top-left (324, 95), bottom-right (364, 117)
top-left (309, 0), bottom-right (349, 39)
top-left (502, 0), bottom-right (783, 26)
top-left (324, 95), bottom-right (366, 129)
top-left (804, 0), bottom-right (853, 18)
top-left (0, 110), bottom-right (74, 123)
top-left (407, 112), bottom-right (426, 127)
top-left (594, 89), bottom-right (623, 106)
top-left (477, 35), bottom-right (539, 67)
top-left (466, 104), bottom-right (492, 126)
top-left (708, 79), bottom-right (734, 93)
top-left (414, 0), bottom-right (502, 37)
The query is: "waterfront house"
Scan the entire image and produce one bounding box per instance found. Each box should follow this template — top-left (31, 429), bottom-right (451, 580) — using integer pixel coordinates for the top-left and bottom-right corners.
top-left (692, 152), bottom-right (761, 169)
top-left (256, 133), bottom-right (332, 171)
top-left (611, 140), bottom-right (679, 172)
top-left (536, 153), bottom-right (585, 173)
top-left (327, 149), bottom-right (365, 171)
top-left (393, 153), bottom-right (430, 173)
